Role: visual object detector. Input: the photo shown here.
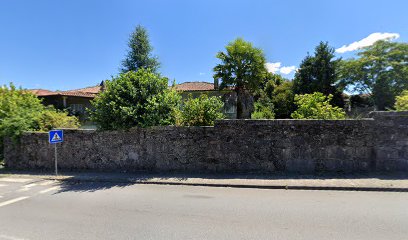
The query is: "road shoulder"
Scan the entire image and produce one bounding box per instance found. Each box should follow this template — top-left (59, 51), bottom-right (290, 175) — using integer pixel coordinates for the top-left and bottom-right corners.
top-left (1, 171), bottom-right (408, 192)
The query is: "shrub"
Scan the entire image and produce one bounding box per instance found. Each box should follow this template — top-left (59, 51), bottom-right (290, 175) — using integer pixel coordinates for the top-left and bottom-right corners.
top-left (90, 69), bottom-right (181, 130)
top-left (291, 92), bottom-right (346, 119)
top-left (255, 75), bottom-right (295, 119)
top-left (252, 93), bottom-right (275, 119)
top-left (177, 94), bottom-right (224, 126)
top-left (36, 108), bottom-right (80, 131)
top-left (272, 80), bottom-right (296, 118)
top-left (0, 84), bottom-right (43, 141)
top-left (0, 83), bottom-right (79, 158)
top-left (395, 90), bottom-right (408, 111)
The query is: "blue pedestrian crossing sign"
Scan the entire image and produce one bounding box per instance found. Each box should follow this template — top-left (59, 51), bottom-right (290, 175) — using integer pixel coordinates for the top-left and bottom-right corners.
top-left (49, 130), bottom-right (63, 144)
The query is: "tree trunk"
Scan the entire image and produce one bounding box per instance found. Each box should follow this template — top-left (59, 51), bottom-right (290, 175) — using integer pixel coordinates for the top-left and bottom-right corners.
top-left (236, 88), bottom-right (254, 119)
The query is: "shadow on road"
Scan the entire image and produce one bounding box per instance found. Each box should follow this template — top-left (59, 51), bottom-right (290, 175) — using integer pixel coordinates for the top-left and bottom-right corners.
top-left (48, 171), bottom-right (408, 194)
top-left (55, 180), bottom-right (135, 193)
top-left (2, 169), bottom-right (408, 194)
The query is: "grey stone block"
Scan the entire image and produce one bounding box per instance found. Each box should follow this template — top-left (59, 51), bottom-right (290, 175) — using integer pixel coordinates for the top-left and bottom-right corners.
top-left (4, 111), bottom-right (408, 174)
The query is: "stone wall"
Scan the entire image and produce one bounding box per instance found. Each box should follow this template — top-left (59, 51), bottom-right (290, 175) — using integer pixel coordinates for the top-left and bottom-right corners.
top-left (4, 111), bottom-right (408, 173)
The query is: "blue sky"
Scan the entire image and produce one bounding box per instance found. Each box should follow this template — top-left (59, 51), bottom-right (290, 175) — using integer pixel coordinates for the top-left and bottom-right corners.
top-left (0, 0), bottom-right (406, 91)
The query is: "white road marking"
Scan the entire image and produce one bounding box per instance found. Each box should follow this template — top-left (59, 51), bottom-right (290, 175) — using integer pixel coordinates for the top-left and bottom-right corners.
top-left (0, 234), bottom-right (29, 240)
top-left (0, 196), bottom-right (29, 208)
top-left (0, 178), bottom-right (32, 183)
top-left (0, 184), bottom-right (7, 187)
top-left (39, 180), bottom-right (55, 186)
top-left (23, 183), bottom-right (37, 188)
top-left (39, 186), bottom-right (59, 194)
top-left (17, 183), bottom-right (38, 192)
top-left (16, 188), bottom-right (29, 193)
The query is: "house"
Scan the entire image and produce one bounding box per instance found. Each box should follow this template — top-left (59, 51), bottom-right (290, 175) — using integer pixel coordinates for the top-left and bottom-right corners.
top-left (174, 82), bottom-right (237, 119)
top-left (29, 81), bottom-right (238, 121)
top-left (28, 83), bottom-right (103, 124)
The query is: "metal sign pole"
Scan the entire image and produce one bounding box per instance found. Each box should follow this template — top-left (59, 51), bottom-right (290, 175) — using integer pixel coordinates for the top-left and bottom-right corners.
top-left (49, 129), bottom-right (63, 176)
top-left (54, 143), bottom-right (58, 176)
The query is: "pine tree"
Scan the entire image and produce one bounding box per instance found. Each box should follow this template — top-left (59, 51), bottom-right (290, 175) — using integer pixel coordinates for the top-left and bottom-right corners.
top-left (121, 25), bottom-right (160, 73)
top-left (293, 42), bottom-right (344, 107)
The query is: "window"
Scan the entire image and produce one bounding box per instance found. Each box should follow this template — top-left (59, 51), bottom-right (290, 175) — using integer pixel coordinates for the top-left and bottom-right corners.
top-left (70, 104), bottom-right (84, 114)
top-left (224, 104), bottom-right (236, 114)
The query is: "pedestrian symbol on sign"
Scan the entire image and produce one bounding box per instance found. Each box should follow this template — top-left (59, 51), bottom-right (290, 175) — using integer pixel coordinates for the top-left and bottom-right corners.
top-left (52, 132), bottom-right (61, 142)
top-left (49, 130), bottom-right (63, 144)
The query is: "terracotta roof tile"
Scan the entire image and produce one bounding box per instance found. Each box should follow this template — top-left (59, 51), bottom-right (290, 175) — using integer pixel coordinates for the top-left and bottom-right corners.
top-left (70, 85), bottom-right (102, 94)
top-left (175, 82), bottom-right (215, 91)
top-left (27, 89), bottom-right (57, 96)
top-left (29, 81), bottom-right (219, 98)
top-left (28, 82), bottom-right (103, 98)
top-left (28, 89), bottom-right (96, 98)
top-left (58, 91), bottom-right (96, 98)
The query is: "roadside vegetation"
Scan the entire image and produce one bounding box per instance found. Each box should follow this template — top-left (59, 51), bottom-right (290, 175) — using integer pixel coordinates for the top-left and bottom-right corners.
top-left (291, 93), bottom-right (346, 120)
top-left (251, 91), bottom-right (275, 120)
top-left (2, 25), bottom-right (407, 137)
top-left (212, 38), bottom-right (407, 120)
top-left (213, 38), bottom-right (269, 119)
top-left (175, 94), bottom-right (225, 126)
top-left (339, 41), bottom-right (408, 111)
top-left (121, 25), bottom-right (160, 74)
top-left (90, 69), bottom-right (181, 130)
top-left (90, 25), bottom-right (225, 129)
top-left (395, 90), bottom-right (408, 111)
top-left (293, 42), bottom-right (344, 108)
top-left (0, 83), bottom-right (79, 158)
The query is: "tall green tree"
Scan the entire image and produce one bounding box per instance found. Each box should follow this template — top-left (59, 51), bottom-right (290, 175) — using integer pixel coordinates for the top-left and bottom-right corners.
top-left (213, 38), bottom-right (269, 119)
top-left (293, 41), bottom-right (344, 107)
top-left (121, 25), bottom-right (160, 73)
top-left (259, 73), bottom-right (285, 97)
top-left (339, 40), bottom-right (408, 110)
top-left (90, 69), bottom-right (180, 130)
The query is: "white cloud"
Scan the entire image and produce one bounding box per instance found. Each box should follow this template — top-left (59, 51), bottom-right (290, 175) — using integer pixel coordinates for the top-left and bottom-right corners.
top-left (336, 32), bottom-right (400, 53)
top-left (265, 62), bottom-right (281, 73)
top-left (265, 62), bottom-right (297, 75)
top-left (279, 66), bottom-right (297, 75)
top-left (199, 72), bottom-right (205, 76)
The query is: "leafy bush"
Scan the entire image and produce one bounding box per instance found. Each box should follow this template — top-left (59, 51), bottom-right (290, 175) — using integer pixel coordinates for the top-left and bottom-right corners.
top-left (254, 74), bottom-right (295, 119)
top-left (252, 93), bottom-right (275, 119)
top-left (90, 69), bottom-right (181, 130)
top-left (395, 90), bottom-right (408, 111)
top-left (176, 94), bottom-right (224, 126)
top-left (0, 83), bottom-right (79, 158)
top-left (0, 84), bottom-right (44, 140)
top-left (36, 108), bottom-right (80, 131)
top-left (252, 102), bottom-right (275, 119)
top-left (291, 92), bottom-right (346, 119)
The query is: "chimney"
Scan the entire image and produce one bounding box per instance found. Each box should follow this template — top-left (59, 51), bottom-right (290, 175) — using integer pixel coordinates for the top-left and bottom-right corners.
top-left (100, 81), bottom-right (106, 92)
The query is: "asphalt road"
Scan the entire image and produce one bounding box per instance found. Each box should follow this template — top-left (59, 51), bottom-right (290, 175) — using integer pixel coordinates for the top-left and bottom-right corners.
top-left (0, 177), bottom-right (407, 240)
